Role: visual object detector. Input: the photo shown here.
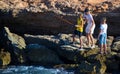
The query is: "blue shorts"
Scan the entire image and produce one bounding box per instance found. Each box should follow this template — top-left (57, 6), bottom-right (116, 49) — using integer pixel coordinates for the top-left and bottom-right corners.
top-left (99, 33), bottom-right (107, 45)
top-left (74, 30), bottom-right (82, 37)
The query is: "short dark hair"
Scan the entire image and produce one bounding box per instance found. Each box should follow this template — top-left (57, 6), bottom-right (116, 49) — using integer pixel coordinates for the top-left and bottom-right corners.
top-left (101, 17), bottom-right (107, 21)
top-left (84, 8), bottom-right (89, 12)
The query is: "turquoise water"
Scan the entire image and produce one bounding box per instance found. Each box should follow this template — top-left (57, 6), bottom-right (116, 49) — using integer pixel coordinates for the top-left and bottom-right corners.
top-left (0, 66), bottom-right (74, 74)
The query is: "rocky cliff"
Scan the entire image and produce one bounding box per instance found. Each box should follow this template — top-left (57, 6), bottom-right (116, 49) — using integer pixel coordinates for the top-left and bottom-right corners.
top-left (0, 27), bottom-right (120, 73)
top-left (0, 0), bottom-right (120, 35)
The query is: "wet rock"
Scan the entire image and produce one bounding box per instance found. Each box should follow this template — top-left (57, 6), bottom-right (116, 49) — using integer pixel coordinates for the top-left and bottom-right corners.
top-left (0, 27), bottom-right (26, 64)
top-left (26, 44), bottom-right (63, 65)
top-left (0, 49), bottom-right (11, 66)
top-left (106, 59), bottom-right (120, 72)
top-left (75, 61), bottom-right (106, 74)
top-left (54, 64), bottom-right (79, 70)
top-left (105, 51), bottom-right (120, 73)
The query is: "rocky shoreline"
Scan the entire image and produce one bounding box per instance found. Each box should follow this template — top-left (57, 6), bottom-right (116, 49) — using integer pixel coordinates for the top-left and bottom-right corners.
top-left (0, 27), bottom-right (120, 74)
top-left (0, 0), bottom-right (120, 74)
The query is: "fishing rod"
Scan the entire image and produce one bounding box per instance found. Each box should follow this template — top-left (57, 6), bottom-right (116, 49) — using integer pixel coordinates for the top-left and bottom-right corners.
top-left (42, 12), bottom-right (75, 26)
top-left (53, 14), bottom-right (74, 25)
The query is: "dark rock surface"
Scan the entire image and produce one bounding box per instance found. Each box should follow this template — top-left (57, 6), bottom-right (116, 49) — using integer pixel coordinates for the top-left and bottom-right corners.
top-left (26, 44), bottom-right (63, 65)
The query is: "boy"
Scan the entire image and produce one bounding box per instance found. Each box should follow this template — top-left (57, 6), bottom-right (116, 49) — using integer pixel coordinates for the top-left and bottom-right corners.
top-left (98, 17), bottom-right (108, 54)
top-left (84, 8), bottom-right (96, 49)
top-left (72, 13), bottom-right (84, 50)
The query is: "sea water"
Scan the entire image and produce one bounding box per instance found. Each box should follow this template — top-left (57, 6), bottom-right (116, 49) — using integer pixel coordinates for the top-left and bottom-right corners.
top-left (0, 66), bottom-right (74, 74)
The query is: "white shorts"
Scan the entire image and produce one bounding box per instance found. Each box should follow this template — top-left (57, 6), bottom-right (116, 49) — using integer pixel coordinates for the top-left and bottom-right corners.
top-left (85, 24), bottom-right (95, 34)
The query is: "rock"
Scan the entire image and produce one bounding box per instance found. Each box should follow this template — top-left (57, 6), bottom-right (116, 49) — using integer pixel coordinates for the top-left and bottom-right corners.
top-left (0, 27), bottom-right (26, 64)
top-left (24, 34), bottom-right (99, 62)
top-left (116, 53), bottom-right (120, 60)
top-left (87, 0), bottom-right (106, 4)
top-left (59, 45), bottom-right (82, 62)
top-left (54, 64), bottom-right (79, 70)
top-left (101, 3), bottom-right (109, 11)
top-left (0, 1), bottom-right (9, 9)
top-left (24, 34), bottom-right (89, 48)
top-left (75, 61), bottom-right (106, 74)
top-left (112, 41), bottom-right (120, 52)
top-left (59, 45), bottom-right (100, 63)
top-left (113, 36), bottom-right (120, 42)
top-left (3, 27), bottom-right (26, 50)
top-left (106, 60), bottom-right (120, 73)
top-left (24, 34), bottom-right (61, 51)
top-left (105, 52), bottom-right (120, 72)
top-left (0, 49), bottom-right (11, 66)
top-left (15, 2), bottom-right (28, 9)
top-left (0, 0), bottom-right (120, 36)
top-left (107, 36), bottom-right (114, 47)
top-left (26, 44), bottom-right (63, 65)
top-left (111, 36), bottom-right (120, 52)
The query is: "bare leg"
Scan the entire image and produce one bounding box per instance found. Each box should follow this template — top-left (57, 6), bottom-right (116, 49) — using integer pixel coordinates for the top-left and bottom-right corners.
top-left (72, 34), bottom-right (75, 43)
top-left (86, 33), bottom-right (90, 47)
top-left (103, 44), bottom-right (107, 54)
top-left (90, 34), bottom-right (94, 46)
top-left (79, 37), bottom-right (83, 48)
top-left (100, 44), bottom-right (103, 54)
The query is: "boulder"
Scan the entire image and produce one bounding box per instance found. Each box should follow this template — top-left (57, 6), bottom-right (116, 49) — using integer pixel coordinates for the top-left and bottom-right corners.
top-left (26, 44), bottom-right (63, 65)
top-left (111, 37), bottom-right (120, 52)
top-left (59, 45), bottom-right (83, 63)
top-left (75, 61), bottom-right (106, 74)
top-left (24, 34), bottom-right (89, 48)
top-left (0, 49), bottom-right (11, 66)
top-left (59, 45), bottom-right (100, 63)
top-left (102, 3), bottom-right (109, 11)
top-left (11, 33), bottom-right (120, 73)
top-left (107, 36), bottom-right (114, 47)
top-left (113, 36), bottom-right (120, 42)
top-left (15, 2), bottom-right (28, 9)
top-left (112, 41), bottom-right (120, 52)
top-left (24, 34), bottom-right (99, 62)
top-left (0, 1), bottom-right (9, 9)
top-left (24, 34), bottom-right (61, 50)
top-left (106, 58), bottom-right (120, 72)
top-left (0, 27), bottom-right (26, 64)
top-left (105, 51), bottom-right (120, 72)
